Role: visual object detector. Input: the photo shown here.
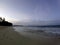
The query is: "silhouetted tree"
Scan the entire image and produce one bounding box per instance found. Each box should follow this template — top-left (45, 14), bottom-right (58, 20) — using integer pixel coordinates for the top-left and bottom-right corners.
top-left (3, 18), bottom-right (5, 22)
top-left (0, 17), bottom-right (2, 22)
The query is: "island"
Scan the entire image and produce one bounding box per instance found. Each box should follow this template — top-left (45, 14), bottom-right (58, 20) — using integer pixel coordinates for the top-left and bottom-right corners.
top-left (0, 17), bottom-right (13, 26)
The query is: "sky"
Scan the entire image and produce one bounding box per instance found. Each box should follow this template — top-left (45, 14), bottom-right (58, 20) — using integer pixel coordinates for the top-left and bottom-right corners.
top-left (0, 0), bottom-right (60, 25)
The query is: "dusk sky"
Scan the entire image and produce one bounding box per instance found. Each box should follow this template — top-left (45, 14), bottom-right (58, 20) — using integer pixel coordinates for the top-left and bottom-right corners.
top-left (0, 0), bottom-right (60, 25)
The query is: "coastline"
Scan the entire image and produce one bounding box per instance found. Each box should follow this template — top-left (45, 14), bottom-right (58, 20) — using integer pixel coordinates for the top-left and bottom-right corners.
top-left (0, 26), bottom-right (60, 45)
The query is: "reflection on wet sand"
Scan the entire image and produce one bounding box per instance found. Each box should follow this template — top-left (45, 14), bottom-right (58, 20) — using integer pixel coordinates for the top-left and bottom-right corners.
top-left (0, 26), bottom-right (60, 45)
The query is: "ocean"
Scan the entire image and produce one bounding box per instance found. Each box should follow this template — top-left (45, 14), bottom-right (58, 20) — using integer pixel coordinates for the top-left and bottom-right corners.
top-left (0, 26), bottom-right (60, 45)
top-left (14, 27), bottom-right (60, 38)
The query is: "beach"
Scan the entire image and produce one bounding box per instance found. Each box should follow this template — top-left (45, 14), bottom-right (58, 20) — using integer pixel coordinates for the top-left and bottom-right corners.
top-left (0, 26), bottom-right (60, 45)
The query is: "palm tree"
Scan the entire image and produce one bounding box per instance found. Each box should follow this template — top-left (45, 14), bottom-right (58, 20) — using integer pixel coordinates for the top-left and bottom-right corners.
top-left (0, 17), bottom-right (2, 22)
top-left (3, 18), bottom-right (5, 21)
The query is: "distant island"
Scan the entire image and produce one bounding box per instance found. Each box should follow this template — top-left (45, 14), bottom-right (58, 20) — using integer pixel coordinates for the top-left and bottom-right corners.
top-left (0, 17), bottom-right (13, 26)
top-left (26, 25), bottom-right (60, 27)
top-left (13, 25), bottom-right (60, 27)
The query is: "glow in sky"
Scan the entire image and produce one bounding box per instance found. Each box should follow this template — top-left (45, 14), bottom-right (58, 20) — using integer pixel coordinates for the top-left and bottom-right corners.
top-left (0, 0), bottom-right (60, 25)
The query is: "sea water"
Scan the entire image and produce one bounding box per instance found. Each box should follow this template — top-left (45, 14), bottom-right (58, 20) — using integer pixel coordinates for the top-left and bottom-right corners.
top-left (0, 26), bottom-right (60, 45)
top-left (14, 26), bottom-right (60, 38)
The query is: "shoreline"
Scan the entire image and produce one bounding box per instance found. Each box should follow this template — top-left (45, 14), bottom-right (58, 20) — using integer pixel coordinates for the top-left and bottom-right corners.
top-left (0, 26), bottom-right (60, 45)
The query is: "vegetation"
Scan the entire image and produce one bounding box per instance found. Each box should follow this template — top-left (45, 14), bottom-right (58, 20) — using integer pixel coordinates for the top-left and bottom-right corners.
top-left (0, 17), bottom-right (12, 26)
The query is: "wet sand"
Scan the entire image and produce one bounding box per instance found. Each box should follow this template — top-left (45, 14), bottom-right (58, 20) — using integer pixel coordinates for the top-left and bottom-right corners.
top-left (0, 26), bottom-right (60, 45)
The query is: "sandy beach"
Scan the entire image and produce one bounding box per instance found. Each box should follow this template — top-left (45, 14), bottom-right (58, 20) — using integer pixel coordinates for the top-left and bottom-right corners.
top-left (0, 26), bottom-right (60, 45)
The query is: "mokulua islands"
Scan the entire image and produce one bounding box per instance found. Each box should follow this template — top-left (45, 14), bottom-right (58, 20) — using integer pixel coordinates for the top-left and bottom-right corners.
top-left (0, 17), bottom-right (13, 26)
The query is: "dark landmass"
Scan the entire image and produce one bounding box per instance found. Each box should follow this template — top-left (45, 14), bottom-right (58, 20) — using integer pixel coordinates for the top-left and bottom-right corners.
top-left (0, 17), bottom-right (13, 26)
top-left (0, 21), bottom-right (13, 26)
top-left (13, 25), bottom-right (23, 27)
top-left (13, 25), bottom-right (60, 27)
top-left (27, 25), bottom-right (60, 27)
